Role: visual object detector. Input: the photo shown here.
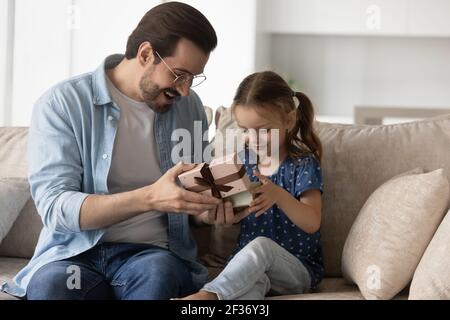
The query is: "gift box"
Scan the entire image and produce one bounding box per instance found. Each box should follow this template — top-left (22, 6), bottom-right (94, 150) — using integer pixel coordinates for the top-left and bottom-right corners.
top-left (178, 153), bottom-right (259, 208)
top-left (228, 181), bottom-right (261, 209)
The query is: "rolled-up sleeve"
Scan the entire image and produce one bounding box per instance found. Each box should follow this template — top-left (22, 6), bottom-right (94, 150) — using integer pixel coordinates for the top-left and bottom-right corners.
top-left (27, 92), bottom-right (89, 234)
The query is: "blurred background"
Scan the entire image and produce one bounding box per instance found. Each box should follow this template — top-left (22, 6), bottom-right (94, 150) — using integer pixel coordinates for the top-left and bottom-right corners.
top-left (1, 0), bottom-right (450, 133)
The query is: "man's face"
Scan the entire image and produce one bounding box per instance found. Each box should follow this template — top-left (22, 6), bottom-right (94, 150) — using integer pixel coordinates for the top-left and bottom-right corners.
top-left (139, 38), bottom-right (209, 113)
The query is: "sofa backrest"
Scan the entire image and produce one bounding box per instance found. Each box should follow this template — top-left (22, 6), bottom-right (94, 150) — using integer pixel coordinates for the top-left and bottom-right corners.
top-left (315, 117), bottom-right (450, 276)
top-left (0, 127), bottom-right (28, 179)
top-left (208, 109), bottom-right (450, 277)
top-left (1, 114), bottom-right (450, 277)
top-left (0, 127), bottom-right (42, 258)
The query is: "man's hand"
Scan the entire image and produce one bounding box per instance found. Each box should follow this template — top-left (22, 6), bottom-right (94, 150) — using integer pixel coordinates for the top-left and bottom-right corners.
top-left (142, 162), bottom-right (221, 215)
top-left (79, 162), bottom-right (221, 231)
top-left (195, 201), bottom-right (252, 227)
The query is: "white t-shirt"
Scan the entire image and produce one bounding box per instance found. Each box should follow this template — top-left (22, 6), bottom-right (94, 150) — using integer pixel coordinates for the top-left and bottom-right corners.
top-left (100, 75), bottom-right (168, 248)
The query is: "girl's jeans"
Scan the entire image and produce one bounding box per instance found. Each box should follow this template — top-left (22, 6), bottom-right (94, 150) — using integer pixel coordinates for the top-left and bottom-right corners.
top-left (203, 236), bottom-right (311, 300)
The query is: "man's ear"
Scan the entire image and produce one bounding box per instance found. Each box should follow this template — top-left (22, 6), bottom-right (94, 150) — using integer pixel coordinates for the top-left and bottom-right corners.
top-left (137, 42), bottom-right (154, 66)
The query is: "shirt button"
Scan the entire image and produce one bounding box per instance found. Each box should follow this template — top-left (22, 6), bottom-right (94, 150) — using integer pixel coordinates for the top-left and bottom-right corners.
top-left (102, 154), bottom-right (108, 159)
top-left (108, 115), bottom-right (114, 121)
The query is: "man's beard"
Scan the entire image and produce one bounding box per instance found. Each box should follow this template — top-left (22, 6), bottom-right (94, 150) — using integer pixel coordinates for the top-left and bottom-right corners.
top-left (139, 68), bottom-right (180, 113)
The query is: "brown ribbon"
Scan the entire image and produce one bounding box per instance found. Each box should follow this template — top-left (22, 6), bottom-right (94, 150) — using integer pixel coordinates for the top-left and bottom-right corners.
top-left (186, 164), bottom-right (247, 199)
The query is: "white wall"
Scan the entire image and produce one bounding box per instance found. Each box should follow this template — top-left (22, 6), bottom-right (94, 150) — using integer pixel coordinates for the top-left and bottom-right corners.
top-left (8, 0), bottom-right (448, 126)
top-left (172, 0), bottom-right (259, 139)
top-left (70, 0), bottom-right (260, 123)
top-left (0, 0), bottom-right (14, 126)
top-left (11, 0), bottom-right (72, 126)
top-left (260, 0), bottom-right (450, 37)
top-left (10, 0), bottom-right (162, 127)
top-left (71, 0), bottom-right (161, 75)
top-left (179, 0), bottom-right (258, 112)
top-left (259, 0), bottom-right (450, 120)
top-left (73, 0), bottom-right (258, 138)
top-left (6, 0), bottom-right (259, 128)
top-left (0, 1), bottom-right (7, 126)
top-left (271, 34), bottom-right (450, 117)
top-left (254, 0), bottom-right (272, 71)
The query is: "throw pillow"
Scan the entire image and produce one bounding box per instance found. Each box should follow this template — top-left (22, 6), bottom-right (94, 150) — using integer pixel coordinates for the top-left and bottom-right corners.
top-left (409, 209), bottom-right (450, 299)
top-left (341, 168), bottom-right (450, 300)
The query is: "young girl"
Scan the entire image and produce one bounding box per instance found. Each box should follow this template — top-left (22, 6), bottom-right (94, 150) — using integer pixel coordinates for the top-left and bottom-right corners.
top-left (182, 71), bottom-right (324, 300)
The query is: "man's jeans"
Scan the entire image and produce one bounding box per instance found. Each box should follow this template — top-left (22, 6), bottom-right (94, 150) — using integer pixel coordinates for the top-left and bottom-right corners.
top-left (202, 237), bottom-right (312, 300)
top-left (26, 243), bottom-right (195, 300)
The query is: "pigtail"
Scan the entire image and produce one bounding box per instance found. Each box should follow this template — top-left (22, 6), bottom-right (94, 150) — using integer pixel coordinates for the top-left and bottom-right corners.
top-left (288, 92), bottom-right (322, 162)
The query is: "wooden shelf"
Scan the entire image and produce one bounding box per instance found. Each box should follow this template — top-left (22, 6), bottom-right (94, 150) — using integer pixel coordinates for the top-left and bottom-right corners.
top-left (354, 106), bottom-right (450, 125)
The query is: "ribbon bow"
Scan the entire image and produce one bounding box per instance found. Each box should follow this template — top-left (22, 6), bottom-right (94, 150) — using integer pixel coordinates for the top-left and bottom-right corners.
top-left (194, 164), bottom-right (233, 199)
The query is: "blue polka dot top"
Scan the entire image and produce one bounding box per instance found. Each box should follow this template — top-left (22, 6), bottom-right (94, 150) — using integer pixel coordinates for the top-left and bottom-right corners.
top-left (235, 149), bottom-right (325, 289)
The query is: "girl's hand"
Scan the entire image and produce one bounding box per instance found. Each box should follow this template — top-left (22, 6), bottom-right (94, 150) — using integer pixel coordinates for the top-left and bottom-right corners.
top-left (248, 170), bottom-right (283, 217)
top-left (197, 201), bottom-right (252, 227)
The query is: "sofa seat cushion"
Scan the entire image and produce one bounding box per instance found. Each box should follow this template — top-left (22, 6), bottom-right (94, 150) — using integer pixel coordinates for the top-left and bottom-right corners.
top-left (267, 277), bottom-right (408, 300)
top-left (0, 262), bottom-right (408, 300)
top-left (268, 291), bottom-right (365, 300)
top-left (0, 257), bottom-right (28, 300)
top-left (267, 278), bottom-right (361, 300)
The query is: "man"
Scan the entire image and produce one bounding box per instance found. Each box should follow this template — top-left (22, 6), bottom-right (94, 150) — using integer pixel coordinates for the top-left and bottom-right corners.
top-left (1, 2), bottom-right (246, 300)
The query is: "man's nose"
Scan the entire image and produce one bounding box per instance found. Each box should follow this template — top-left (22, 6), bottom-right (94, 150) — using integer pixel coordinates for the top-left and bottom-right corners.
top-left (175, 83), bottom-right (190, 97)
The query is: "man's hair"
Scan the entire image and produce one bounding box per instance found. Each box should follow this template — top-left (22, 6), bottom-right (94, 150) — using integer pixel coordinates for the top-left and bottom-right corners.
top-left (125, 1), bottom-right (217, 59)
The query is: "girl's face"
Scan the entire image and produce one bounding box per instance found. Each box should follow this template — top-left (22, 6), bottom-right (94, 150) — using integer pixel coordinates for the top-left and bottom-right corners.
top-left (233, 104), bottom-right (296, 157)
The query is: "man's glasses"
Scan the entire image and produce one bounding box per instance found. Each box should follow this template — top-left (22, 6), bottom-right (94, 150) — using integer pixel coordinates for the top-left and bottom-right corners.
top-left (155, 51), bottom-right (207, 88)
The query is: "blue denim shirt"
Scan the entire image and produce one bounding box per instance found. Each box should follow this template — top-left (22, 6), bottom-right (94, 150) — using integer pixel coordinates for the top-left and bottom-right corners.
top-left (1, 54), bottom-right (210, 297)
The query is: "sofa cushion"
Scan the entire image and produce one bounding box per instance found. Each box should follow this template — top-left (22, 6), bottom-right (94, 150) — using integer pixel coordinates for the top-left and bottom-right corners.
top-left (316, 116), bottom-right (450, 276)
top-left (0, 127), bottom-right (28, 179)
top-left (341, 168), bottom-right (450, 300)
top-left (0, 178), bottom-right (30, 243)
top-left (0, 127), bottom-right (43, 258)
top-left (409, 209), bottom-right (450, 300)
top-left (214, 108), bottom-right (450, 277)
top-left (0, 199), bottom-right (42, 258)
top-left (0, 257), bottom-right (28, 300)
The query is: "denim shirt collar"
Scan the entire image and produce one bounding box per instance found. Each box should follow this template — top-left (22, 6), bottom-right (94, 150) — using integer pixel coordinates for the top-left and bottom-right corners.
top-left (92, 54), bottom-right (125, 106)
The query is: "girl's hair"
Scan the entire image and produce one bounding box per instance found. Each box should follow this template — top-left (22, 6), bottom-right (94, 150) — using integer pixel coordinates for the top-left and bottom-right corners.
top-left (231, 71), bottom-right (322, 162)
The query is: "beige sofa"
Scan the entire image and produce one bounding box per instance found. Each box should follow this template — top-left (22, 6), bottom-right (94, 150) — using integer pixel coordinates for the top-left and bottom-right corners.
top-left (1, 113), bottom-right (449, 300)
